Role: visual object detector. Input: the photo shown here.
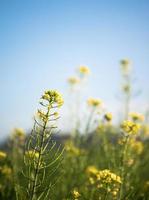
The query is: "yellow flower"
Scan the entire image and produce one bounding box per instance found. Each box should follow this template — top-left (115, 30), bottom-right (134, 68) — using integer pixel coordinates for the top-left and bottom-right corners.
top-left (86, 166), bottom-right (98, 175)
top-left (121, 120), bottom-right (141, 135)
top-left (0, 165), bottom-right (12, 176)
top-left (120, 59), bottom-right (131, 75)
top-left (65, 141), bottom-right (80, 156)
top-left (104, 113), bottom-right (112, 121)
top-left (78, 66), bottom-right (90, 75)
top-left (142, 125), bottom-right (149, 137)
top-left (129, 112), bottom-right (144, 122)
top-left (87, 98), bottom-right (102, 108)
top-left (130, 139), bottom-right (144, 155)
top-left (89, 177), bottom-right (95, 184)
top-left (68, 76), bottom-right (80, 85)
top-left (0, 151), bottom-right (7, 160)
top-left (41, 90), bottom-right (64, 106)
top-left (72, 189), bottom-right (80, 199)
top-left (97, 169), bottom-right (122, 184)
top-left (12, 128), bottom-right (25, 137)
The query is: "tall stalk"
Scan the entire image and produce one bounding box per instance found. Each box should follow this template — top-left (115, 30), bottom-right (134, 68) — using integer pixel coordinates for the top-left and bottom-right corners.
top-left (22, 90), bottom-right (64, 200)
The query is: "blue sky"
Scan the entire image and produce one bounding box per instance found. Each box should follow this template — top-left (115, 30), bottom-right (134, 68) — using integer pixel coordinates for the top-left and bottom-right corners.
top-left (0, 0), bottom-right (149, 139)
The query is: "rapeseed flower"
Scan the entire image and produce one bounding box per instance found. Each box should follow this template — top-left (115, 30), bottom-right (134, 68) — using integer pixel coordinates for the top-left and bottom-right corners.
top-left (0, 165), bottom-right (12, 176)
top-left (41, 90), bottom-right (64, 107)
top-left (129, 112), bottom-right (144, 122)
top-left (68, 76), bottom-right (80, 85)
top-left (65, 141), bottom-right (80, 156)
top-left (86, 165), bottom-right (98, 175)
top-left (130, 139), bottom-right (144, 155)
top-left (120, 59), bottom-right (131, 75)
top-left (72, 189), bottom-right (81, 199)
top-left (121, 120), bottom-right (141, 135)
top-left (78, 66), bottom-right (90, 75)
top-left (0, 151), bottom-right (7, 160)
top-left (104, 112), bottom-right (112, 122)
top-left (87, 98), bottom-right (102, 108)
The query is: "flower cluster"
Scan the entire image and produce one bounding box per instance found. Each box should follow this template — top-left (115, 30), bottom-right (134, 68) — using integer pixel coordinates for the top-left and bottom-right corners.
top-left (72, 189), bottom-right (81, 200)
top-left (68, 76), bottom-right (80, 85)
top-left (12, 128), bottom-right (25, 138)
top-left (129, 112), bottom-right (144, 122)
top-left (78, 66), bottom-right (90, 75)
top-left (121, 120), bottom-right (141, 135)
top-left (129, 139), bottom-right (144, 155)
top-left (0, 165), bottom-right (12, 177)
top-left (41, 90), bottom-right (64, 107)
top-left (86, 166), bottom-right (121, 198)
top-left (0, 151), bottom-right (7, 160)
top-left (120, 59), bottom-right (131, 75)
top-left (65, 141), bottom-right (80, 156)
top-left (87, 98), bottom-right (102, 108)
top-left (104, 112), bottom-right (112, 122)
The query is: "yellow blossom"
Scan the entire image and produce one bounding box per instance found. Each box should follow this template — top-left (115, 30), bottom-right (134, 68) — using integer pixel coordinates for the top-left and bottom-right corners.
top-left (72, 189), bottom-right (80, 199)
top-left (41, 90), bottom-right (64, 107)
top-left (120, 59), bottom-right (131, 75)
top-left (104, 113), bottom-right (112, 121)
top-left (86, 166), bottom-right (98, 175)
top-left (68, 76), bottom-right (80, 85)
top-left (130, 139), bottom-right (144, 155)
top-left (12, 128), bottom-right (25, 139)
top-left (129, 112), bottom-right (144, 122)
top-left (78, 66), bottom-right (90, 75)
top-left (65, 141), bottom-right (80, 156)
top-left (87, 98), bottom-right (102, 108)
top-left (0, 151), bottom-right (7, 160)
top-left (97, 169), bottom-right (122, 184)
top-left (142, 125), bottom-right (149, 137)
top-left (121, 120), bottom-right (141, 135)
top-left (0, 165), bottom-right (12, 176)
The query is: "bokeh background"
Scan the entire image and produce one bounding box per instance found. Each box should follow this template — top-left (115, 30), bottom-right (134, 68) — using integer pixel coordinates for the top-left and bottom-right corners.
top-left (0, 0), bottom-right (149, 140)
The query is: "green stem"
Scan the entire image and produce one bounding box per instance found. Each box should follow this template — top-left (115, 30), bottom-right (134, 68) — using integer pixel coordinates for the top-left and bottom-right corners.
top-left (30, 107), bottom-right (50, 200)
top-left (119, 135), bottom-right (129, 200)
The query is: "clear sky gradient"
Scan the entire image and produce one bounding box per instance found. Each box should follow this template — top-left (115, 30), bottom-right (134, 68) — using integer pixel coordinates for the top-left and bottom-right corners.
top-left (0, 0), bottom-right (149, 139)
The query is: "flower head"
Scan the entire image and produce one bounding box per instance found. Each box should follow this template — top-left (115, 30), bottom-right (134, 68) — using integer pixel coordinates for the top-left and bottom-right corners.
top-left (41, 90), bottom-right (64, 107)
top-left (97, 169), bottom-right (122, 184)
top-left (68, 76), bottom-right (80, 85)
top-left (78, 66), bottom-right (90, 75)
top-left (121, 120), bottom-right (141, 135)
top-left (0, 151), bottom-right (7, 160)
top-left (120, 59), bottom-right (131, 75)
top-left (129, 112), bottom-right (144, 122)
top-left (72, 189), bottom-right (81, 199)
top-left (65, 141), bottom-right (80, 156)
top-left (104, 113), bottom-right (112, 122)
top-left (12, 128), bottom-right (25, 138)
top-left (87, 98), bottom-right (102, 108)
top-left (86, 165), bottom-right (98, 175)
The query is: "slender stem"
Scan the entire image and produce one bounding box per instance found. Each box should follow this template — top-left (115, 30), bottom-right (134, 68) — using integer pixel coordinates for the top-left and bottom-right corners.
top-left (119, 135), bottom-right (129, 200)
top-left (30, 106), bottom-right (50, 200)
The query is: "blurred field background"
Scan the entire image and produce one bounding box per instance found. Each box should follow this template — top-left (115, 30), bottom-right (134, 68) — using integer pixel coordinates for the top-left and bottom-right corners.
top-left (0, 0), bottom-right (149, 200)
